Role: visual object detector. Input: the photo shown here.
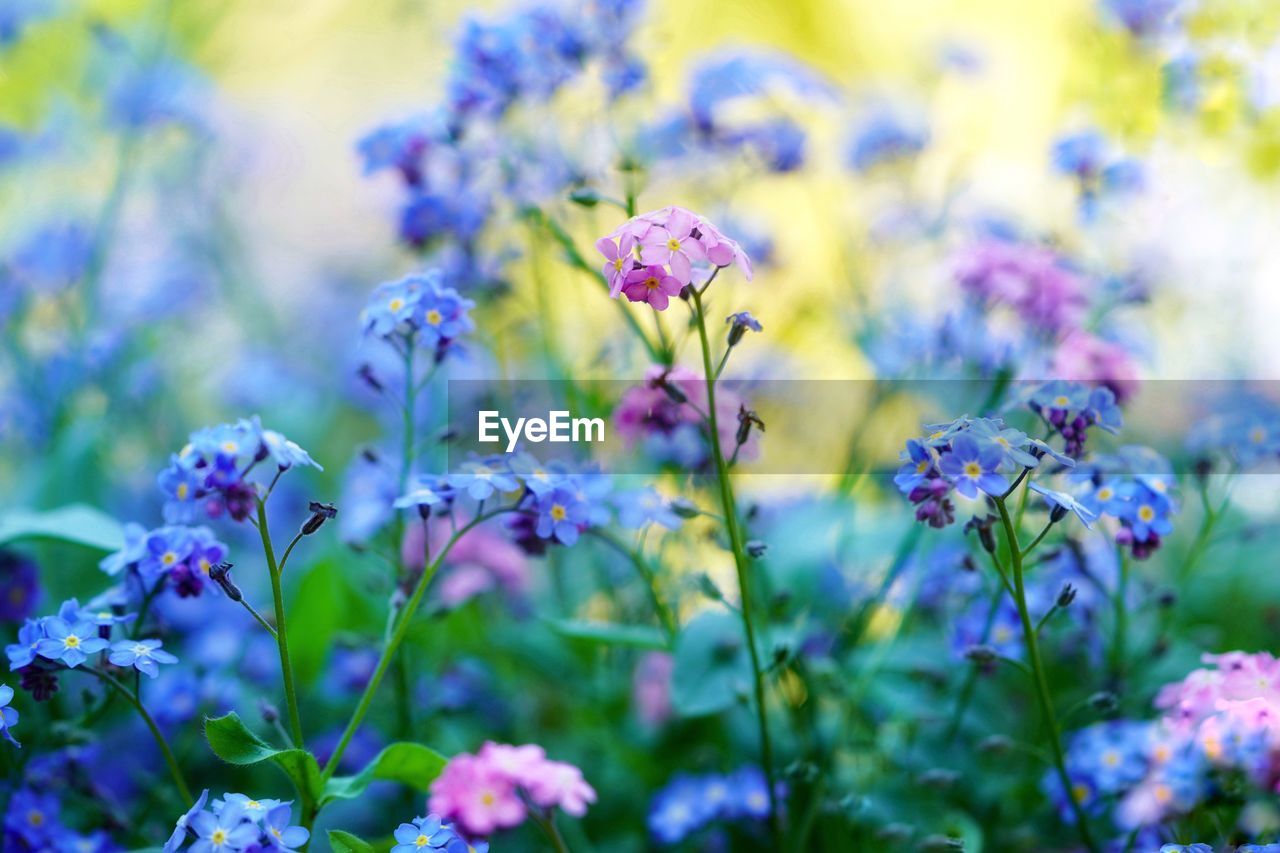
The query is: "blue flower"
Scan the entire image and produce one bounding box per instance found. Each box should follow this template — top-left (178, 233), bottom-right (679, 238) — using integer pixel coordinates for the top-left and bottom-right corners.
top-left (4, 788), bottom-right (62, 847)
top-left (0, 682), bottom-right (19, 746)
top-left (968, 418), bottom-right (1041, 468)
top-left (1160, 845), bottom-right (1212, 853)
top-left (535, 487), bottom-right (589, 546)
top-left (189, 801), bottom-right (260, 853)
top-left (100, 522), bottom-right (149, 576)
top-left (109, 638), bottom-right (179, 678)
top-left (613, 487), bottom-right (683, 530)
top-left (5, 618), bottom-right (44, 669)
top-left (415, 285), bottom-right (476, 350)
top-left (165, 789), bottom-right (210, 853)
top-left (262, 803), bottom-right (309, 852)
top-left (241, 416), bottom-right (322, 471)
top-left (1119, 482), bottom-right (1174, 542)
top-left (216, 794), bottom-right (285, 824)
top-left (159, 459), bottom-right (206, 524)
top-left (647, 774), bottom-right (717, 844)
top-left (394, 475), bottom-right (456, 513)
top-left (392, 814), bottom-right (457, 853)
top-left (35, 618), bottom-right (108, 668)
top-left (508, 453), bottom-right (568, 496)
top-left (848, 110), bottom-right (929, 171)
top-left (1028, 482), bottom-right (1098, 528)
top-left (0, 549), bottom-right (40, 622)
top-left (140, 526), bottom-right (195, 584)
top-left (722, 766), bottom-right (772, 820)
top-left (939, 435), bottom-right (1008, 499)
top-left (447, 458), bottom-right (519, 501)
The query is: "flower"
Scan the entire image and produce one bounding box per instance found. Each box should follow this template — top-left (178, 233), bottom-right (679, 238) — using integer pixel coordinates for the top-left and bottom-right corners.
top-left (0, 549), bottom-right (40, 622)
top-left (165, 790), bottom-right (210, 853)
top-left (0, 682), bottom-right (19, 747)
top-left (360, 271), bottom-right (475, 355)
top-left (261, 804), bottom-right (309, 852)
top-left (939, 435), bottom-right (1008, 499)
top-left (847, 109), bottom-right (929, 171)
top-left (35, 618), bottom-right (108, 668)
top-left (391, 814), bottom-right (456, 853)
top-left (429, 742), bottom-right (595, 837)
top-left (1028, 482), bottom-right (1098, 528)
top-left (394, 475), bottom-right (456, 513)
top-left (647, 766), bottom-right (775, 844)
top-left (189, 801), bottom-right (260, 853)
top-left (725, 311), bottom-right (762, 346)
top-left (597, 231), bottom-right (638, 297)
top-left (447, 458), bottom-right (519, 501)
top-left (109, 638), bottom-right (179, 678)
top-left (621, 264), bottom-right (683, 310)
top-left (613, 487), bottom-right (683, 530)
top-left (534, 486), bottom-right (590, 546)
top-left (6, 619), bottom-right (45, 669)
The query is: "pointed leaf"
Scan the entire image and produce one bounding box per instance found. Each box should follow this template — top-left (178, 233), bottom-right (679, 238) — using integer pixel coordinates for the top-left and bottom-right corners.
top-left (671, 609), bottom-right (754, 717)
top-left (327, 830), bottom-right (377, 853)
top-left (204, 713), bottom-right (321, 810)
top-left (544, 617), bottom-right (668, 650)
top-left (322, 741), bottom-right (447, 805)
top-left (0, 504), bottom-right (124, 552)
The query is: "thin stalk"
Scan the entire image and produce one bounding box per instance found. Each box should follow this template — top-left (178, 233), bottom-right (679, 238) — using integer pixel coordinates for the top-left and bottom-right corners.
top-left (319, 508), bottom-right (518, 783)
top-left (945, 580), bottom-right (1006, 741)
top-left (81, 667), bottom-right (192, 804)
top-left (237, 598), bottom-right (278, 639)
top-left (1110, 549), bottom-right (1129, 689)
top-left (278, 531), bottom-right (306, 573)
top-left (690, 287), bottom-right (781, 845)
top-left (995, 497), bottom-right (1099, 853)
top-left (588, 528), bottom-right (677, 640)
top-left (257, 499), bottom-right (304, 747)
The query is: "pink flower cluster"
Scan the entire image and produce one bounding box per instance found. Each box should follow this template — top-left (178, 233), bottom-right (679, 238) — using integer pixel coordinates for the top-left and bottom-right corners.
top-left (402, 517), bottom-right (529, 607)
top-left (428, 742), bottom-right (597, 838)
top-left (597, 206), bottom-right (753, 310)
top-left (953, 239), bottom-right (1089, 334)
top-left (612, 365), bottom-right (760, 461)
top-left (1155, 652), bottom-right (1280, 741)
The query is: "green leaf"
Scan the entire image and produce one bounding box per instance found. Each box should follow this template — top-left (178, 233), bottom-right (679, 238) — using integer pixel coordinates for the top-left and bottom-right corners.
top-left (544, 617), bottom-right (668, 650)
top-left (0, 504), bottom-right (124, 552)
top-left (671, 609), bottom-right (754, 717)
top-left (322, 741), bottom-right (447, 805)
top-left (204, 713), bottom-right (321, 811)
top-left (286, 558), bottom-right (347, 685)
top-left (327, 830), bottom-right (377, 853)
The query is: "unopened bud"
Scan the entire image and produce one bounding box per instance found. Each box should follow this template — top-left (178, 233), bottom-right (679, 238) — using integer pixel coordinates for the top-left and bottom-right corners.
top-left (696, 573), bottom-right (724, 601)
top-left (1088, 691), bottom-right (1118, 712)
top-left (357, 363), bottom-right (383, 393)
top-left (964, 645), bottom-right (997, 665)
top-left (736, 406), bottom-right (765, 448)
top-left (567, 187), bottom-right (600, 207)
top-left (977, 524), bottom-right (996, 554)
top-left (875, 823), bottom-right (913, 843)
top-left (1056, 583), bottom-right (1077, 608)
top-left (259, 700), bottom-right (280, 723)
top-left (209, 562), bottom-right (242, 602)
top-left (1050, 504), bottom-right (1069, 524)
top-left (670, 497), bottom-right (700, 519)
top-left (656, 374), bottom-right (687, 404)
top-left (977, 734), bottom-right (1013, 755)
top-left (745, 540), bottom-right (768, 558)
top-left (302, 501), bottom-right (338, 535)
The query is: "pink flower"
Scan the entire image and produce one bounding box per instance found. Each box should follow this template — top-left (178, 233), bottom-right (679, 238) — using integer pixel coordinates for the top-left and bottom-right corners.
top-left (402, 517), bottom-right (530, 606)
top-left (633, 651), bottom-right (674, 727)
top-left (1050, 331), bottom-right (1140, 403)
top-left (526, 761), bottom-right (597, 817)
top-left (429, 742), bottom-right (596, 837)
top-left (639, 207), bottom-right (707, 284)
top-left (621, 265), bottom-right (683, 310)
top-left (428, 753), bottom-right (526, 836)
top-left (954, 239), bottom-right (1088, 333)
top-left (596, 232), bottom-right (637, 297)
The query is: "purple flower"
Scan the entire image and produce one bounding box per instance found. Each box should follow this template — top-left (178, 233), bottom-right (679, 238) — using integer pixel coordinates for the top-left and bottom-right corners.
top-left (621, 264), bottom-right (683, 311)
top-left (597, 232), bottom-right (638, 297)
top-left (939, 435), bottom-right (1008, 499)
top-left (109, 638), bottom-right (179, 678)
top-left (639, 207), bottom-right (708, 285)
top-left (35, 618), bottom-right (108, 668)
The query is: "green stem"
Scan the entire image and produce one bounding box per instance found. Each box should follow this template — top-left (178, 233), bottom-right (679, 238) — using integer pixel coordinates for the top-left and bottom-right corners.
top-left (531, 808), bottom-right (573, 853)
top-left (1110, 549), bottom-right (1129, 690)
top-left (257, 499), bottom-right (305, 747)
top-left (945, 579), bottom-right (1006, 741)
top-left (995, 497), bottom-right (1099, 853)
top-left (319, 508), bottom-right (518, 783)
top-left (690, 287), bottom-right (782, 845)
top-left (81, 667), bottom-right (192, 804)
top-left (588, 528), bottom-right (678, 640)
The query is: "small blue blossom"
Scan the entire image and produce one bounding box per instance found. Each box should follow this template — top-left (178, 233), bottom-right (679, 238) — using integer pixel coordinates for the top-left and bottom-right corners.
top-left (189, 801), bottom-right (259, 853)
top-left (261, 803), bottom-right (309, 852)
top-left (447, 457), bottom-right (519, 501)
top-left (613, 487), bottom-right (683, 531)
top-left (5, 618), bottom-right (44, 669)
top-left (165, 789), bottom-right (210, 853)
top-left (100, 522), bottom-right (149, 576)
top-left (394, 475), bottom-right (456, 513)
top-left (509, 453), bottom-right (568, 496)
top-left (535, 487), bottom-right (590, 546)
top-left (241, 416), bottom-right (322, 471)
top-left (5, 788), bottom-right (62, 848)
top-left (894, 439), bottom-right (936, 494)
top-left (0, 682), bottom-right (19, 746)
top-left (848, 110), bottom-right (929, 171)
top-left (109, 638), bottom-right (179, 678)
top-left (391, 814), bottom-right (457, 853)
top-left (1028, 482), bottom-right (1098, 528)
top-left (35, 618), bottom-right (108, 668)
top-left (939, 435), bottom-right (1009, 499)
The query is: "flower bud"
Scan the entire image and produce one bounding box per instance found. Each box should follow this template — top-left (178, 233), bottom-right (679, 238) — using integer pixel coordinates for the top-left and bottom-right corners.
top-left (745, 539), bottom-right (768, 558)
top-left (916, 768), bottom-right (959, 790)
top-left (669, 497), bottom-right (701, 519)
top-left (1050, 503), bottom-right (1069, 524)
top-left (1056, 583), bottom-right (1077, 609)
top-left (209, 562), bottom-right (243, 602)
top-left (1088, 691), bottom-right (1118, 712)
top-left (302, 501), bottom-right (338, 535)
top-left (357, 363), bottom-right (383, 392)
top-left (977, 734), bottom-right (1014, 755)
top-left (736, 406), bottom-right (765, 448)
top-left (567, 187), bottom-right (600, 208)
top-left (963, 645), bottom-right (997, 665)
top-left (259, 699), bottom-right (280, 723)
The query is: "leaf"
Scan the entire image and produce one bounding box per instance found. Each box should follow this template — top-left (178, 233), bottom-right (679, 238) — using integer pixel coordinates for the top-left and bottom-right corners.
top-left (0, 504), bottom-right (124, 552)
top-left (322, 741), bottom-right (447, 805)
top-left (204, 713), bottom-right (321, 811)
top-left (671, 609), bottom-right (754, 717)
top-left (544, 617), bottom-right (669, 650)
top-left (327, 830), bottom-right (377, 853)
top-left (286, 558), bottom-right (348, 685)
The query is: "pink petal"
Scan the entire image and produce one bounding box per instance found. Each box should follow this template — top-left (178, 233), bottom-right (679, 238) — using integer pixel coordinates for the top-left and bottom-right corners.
top-left (640, 243), bottom-right (672, 266)
top-left (668, 252), bottom-right (692, 284)
top-left (649, 290), bottom-right (670, 311)
top-left (705, 240), bottom-right (734, 266)
top-left (680, 236), bottom-right (706, 261)
top-left (595, 237), bottom-right (618, 261)
top-left (618, 232), bottom-right (636, 255)
top-left (667, 208), bottom-right (695, 238)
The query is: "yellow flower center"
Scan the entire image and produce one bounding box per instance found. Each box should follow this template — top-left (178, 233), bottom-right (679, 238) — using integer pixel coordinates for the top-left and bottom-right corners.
top-left (550, 504), bottom-right (567, 521)
top-left (645, 276), bottom-right (660, 290)
top-left (199, 559), bottom-right (212, 574)
top-left (425, 309), bottom-right (443, 325)
top-left (64, 634), bottom-right (81, 649)
top-left (1251, 426), bottom-right (1266, 444)
top-left (132, 644), bottom-right (150, 656)
top-left (221, 441), bottom-right (239, 454)
top-left (1053, 395), bottom-right (1070, 407)
top-left (415, 836), bottom-right (429, 848)
top-left (1097, 487), bottom-right (1113, 501)
top-left (666, 237), bottom-right (681, 251)
top-left (212, 829), bottom-right (228, 845)
top-left (1153, 784), bottom-right (1172, 804)
top-left (389, 297), bottom-right (405, 312)
top-left (1102, 750), bottom-right (1119, 767)
top-left (481, 792), bottom-right (496, 806)
top-left (162, 552), bottom-right (179, 566)
top-left (28, 810), bottom-right (44, 827)
top-left (1138, 505), bottom-right (1155, 522)
top-left (613, 257), bottom-right (624, 271)
top-left (916, 460), bottom-right (928, 474)
top-left (963, 461), bottom-right (982, 478)
top-left (1071, 784), bottom-right (1091, 804)
top-left (176, 483), bottom-right (189, 500)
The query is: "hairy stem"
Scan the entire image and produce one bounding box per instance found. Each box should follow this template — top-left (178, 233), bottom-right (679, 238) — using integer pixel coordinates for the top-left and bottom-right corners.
top-left (257, 499), bottom-right (304, 747)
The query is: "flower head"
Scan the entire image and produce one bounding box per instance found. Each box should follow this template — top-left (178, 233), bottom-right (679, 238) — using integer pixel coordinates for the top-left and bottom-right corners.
top-left (109, 638), bottom-right (179, 678)
top-left (391, 814), bottom-right (457, 853)
top-left (35, 618), bottom-right (108, 668)
top-left (0, 682), bottom-right (19, 747)
top-left (938, 434), bottom-right (1009, 500)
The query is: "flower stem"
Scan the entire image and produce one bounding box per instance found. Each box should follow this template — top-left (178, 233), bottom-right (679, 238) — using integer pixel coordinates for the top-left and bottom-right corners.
top-left (995, 497), bottom-right (1099, 853)
top-left (587, 528), bottom-right (678, 641)
top-left (81, 667), bottom-right (192, 804)
top-left (257, 499), bottom-right (305, 747)
top-left (319, 508), bottom-right (518, 783)
top-left (690, 286), bottom-right (782, 845)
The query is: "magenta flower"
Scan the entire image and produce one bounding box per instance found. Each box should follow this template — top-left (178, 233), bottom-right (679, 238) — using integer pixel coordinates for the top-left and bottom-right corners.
top-left (621, 265), bottom-right (683, 310)
top-left (597, 206), bottom-right (754, 305)
top-left (596, 232), bottom-right (637, 297)
top-left (639, 207), bottom-right (707, 284)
